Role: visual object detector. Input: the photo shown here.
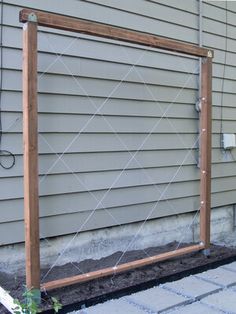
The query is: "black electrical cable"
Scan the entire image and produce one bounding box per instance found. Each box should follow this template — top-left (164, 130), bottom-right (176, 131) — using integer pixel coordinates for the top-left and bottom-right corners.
top-left (0, 150), bottom-right (15, 169)
top-left (0, 0), bottom-right (16, 169)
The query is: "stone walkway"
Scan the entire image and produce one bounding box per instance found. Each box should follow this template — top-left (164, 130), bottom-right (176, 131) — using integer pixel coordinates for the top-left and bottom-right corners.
top-left (71, 261), bottom-right (236, 313)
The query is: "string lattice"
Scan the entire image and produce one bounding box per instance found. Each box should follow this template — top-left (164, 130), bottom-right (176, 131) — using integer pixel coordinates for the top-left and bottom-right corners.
top-left (36, 31), bottom-right (202, 282)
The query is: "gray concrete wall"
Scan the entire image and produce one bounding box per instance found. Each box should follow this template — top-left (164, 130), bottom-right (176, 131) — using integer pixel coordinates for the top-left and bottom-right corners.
top-left (0, 205), bottom-right (234, 274)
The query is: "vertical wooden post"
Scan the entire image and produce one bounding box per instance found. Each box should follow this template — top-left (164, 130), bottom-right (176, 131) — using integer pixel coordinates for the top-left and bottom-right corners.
top-left (200, 55), bottom-right (212, 251)
top-left (23, 19), bottom-right (40, 292)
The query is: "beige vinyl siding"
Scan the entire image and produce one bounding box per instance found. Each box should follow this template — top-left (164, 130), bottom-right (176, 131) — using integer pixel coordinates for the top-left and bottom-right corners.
top-left (0, 0), bottom-right (235, 245)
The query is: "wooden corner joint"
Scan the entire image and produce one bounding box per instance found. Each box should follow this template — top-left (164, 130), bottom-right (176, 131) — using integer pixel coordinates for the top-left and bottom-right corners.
top-left (19, 9), bottom-right (213, 58)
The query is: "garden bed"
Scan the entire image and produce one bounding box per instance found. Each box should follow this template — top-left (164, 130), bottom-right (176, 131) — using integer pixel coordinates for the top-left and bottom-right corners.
top-left (1, 242), bottom-right (236, 313)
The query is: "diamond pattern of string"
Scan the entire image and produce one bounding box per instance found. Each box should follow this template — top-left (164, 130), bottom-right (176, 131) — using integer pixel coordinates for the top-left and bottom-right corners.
top-left (41, 35), bottom-right (197, 228)
top-left (36, 32), bottom-right (202, 282)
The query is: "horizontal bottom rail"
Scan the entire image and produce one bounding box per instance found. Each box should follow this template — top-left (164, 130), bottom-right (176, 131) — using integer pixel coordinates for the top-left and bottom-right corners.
top-left (41, 243), bottom-right (204, 291)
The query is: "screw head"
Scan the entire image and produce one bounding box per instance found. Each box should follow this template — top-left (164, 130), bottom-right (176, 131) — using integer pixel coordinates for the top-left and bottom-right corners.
top-left (28, 12), bottom-right (37, 23)
top-left (207, 50), bottom-right (213, 58)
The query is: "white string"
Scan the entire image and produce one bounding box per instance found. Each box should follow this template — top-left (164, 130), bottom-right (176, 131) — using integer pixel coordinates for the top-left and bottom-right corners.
top-left (39, 35), bottom-right (199, 188)
top-left (174, 207), bottom-right (200, 251)
top-left (39, 36), bottom-right (79, 79)
top-left (35, 34), bottom-right (93, 278)
top-left (40, 36), bottom-right (199, 223)
top-left (41, 34), bottom-right (180, 215)
top-left (39, 35), bottom-right (88, 277)
top-left (36, 38), bottom-right (199, 278)
top-left (37, 34), bottom-right (203, 282)
top-left (121, 46), bottom-right (199, 164)
top-left (40, 45), bottom-right (155, 281)
top-left (40, 235), bottom-right (86, 276)
top-left (39, 48), bottom-right (148, 185)
top-left (0, 117), bottom-right (21, 133)
top-left (40, 49), bottom-right (157, 279)
top-left (39, 133), bottom-right (152, 261)
top-left (114, 132), bottom-right (201, 267)
top-left (39, 35), bottom-right (198, 184)
top-left (39, 135), bottom-right (123, 225)
top-left (41, 61), bottom-right (200, 281)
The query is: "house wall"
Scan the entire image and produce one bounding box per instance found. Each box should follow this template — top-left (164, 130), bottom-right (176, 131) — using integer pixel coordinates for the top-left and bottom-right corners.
top-left (0, 0), bottom-right (236, 246)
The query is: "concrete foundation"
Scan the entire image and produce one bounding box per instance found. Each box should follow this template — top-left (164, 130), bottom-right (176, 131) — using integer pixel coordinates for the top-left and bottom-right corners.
top-left (0, 205), bottom-right (235, 274)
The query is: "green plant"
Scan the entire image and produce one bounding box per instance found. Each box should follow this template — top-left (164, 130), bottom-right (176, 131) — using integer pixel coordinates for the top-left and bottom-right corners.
top-left (51, 296), bottom-right (62, 313)
top-left (13, 289), bottom-right (41, 314)
top-left (13, 287), bottom-right (62, 314)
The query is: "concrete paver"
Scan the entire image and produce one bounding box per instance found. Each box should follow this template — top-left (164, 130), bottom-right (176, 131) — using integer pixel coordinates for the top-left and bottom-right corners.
top-left (202, 289), bottom-right (236, 313)
top-left (167, 301), bottom-right (223, 314)
top-left (222, 261), bottom-right (236, 273)
top-left (195, 267), bottom-right (236, 288)
top-left (74, 298), bottom-right (146, 314)
top-left (69, 262), bottom-right (236, 314)
top-left (162, 275), bottom-right (221, 300)
top-left (126, 286), bottom-right (190, 313)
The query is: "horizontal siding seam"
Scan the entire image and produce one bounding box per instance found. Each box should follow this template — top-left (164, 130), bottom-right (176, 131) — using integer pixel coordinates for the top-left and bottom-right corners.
top-left (78, 0), bottom-right (199, 30)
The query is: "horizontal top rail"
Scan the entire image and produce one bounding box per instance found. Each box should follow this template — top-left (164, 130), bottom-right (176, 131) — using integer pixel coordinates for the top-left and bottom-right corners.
top-left (19, 9), bottom-right (213, 58)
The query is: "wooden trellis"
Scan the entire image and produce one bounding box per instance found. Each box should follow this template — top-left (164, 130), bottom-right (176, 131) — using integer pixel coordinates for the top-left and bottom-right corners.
top-left (20, 8), bottom-right (213, 292)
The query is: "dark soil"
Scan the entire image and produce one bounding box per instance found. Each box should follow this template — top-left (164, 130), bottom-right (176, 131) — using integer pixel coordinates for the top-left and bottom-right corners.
top-left (1, 242), bottom-right (236, 313)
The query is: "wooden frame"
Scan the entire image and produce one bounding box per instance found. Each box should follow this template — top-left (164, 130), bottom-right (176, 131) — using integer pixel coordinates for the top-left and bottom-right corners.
top-left (20, 9), bottom-right (213, 292)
